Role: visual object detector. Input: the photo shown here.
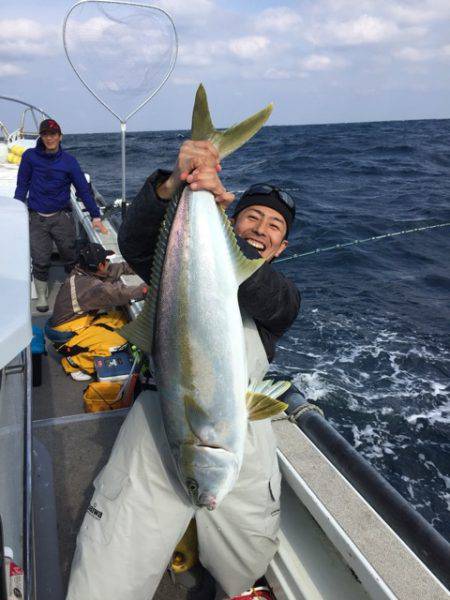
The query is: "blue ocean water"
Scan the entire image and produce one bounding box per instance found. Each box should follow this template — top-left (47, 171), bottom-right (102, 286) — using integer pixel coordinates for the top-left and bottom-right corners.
top-left (65, 119), bottom-right (450, 540)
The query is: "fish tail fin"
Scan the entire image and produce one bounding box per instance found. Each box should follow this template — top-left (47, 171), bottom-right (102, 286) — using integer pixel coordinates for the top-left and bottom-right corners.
top-left (246, 379), bottom-right (291, 421)
top-left (191, 83), bottom-right (273, 160)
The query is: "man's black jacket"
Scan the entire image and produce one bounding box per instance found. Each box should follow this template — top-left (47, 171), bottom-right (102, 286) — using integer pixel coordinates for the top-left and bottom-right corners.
top-left (118, 170), bottom-right (300, 362)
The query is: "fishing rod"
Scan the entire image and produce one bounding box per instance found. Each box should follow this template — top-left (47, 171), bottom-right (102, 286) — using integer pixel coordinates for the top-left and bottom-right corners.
top-left (275, 221), bottom-right (450, 264)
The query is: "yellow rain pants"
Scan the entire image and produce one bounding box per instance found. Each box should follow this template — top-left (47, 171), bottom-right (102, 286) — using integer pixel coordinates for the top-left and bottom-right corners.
top-left (55, 310), bottom-right (128, 375)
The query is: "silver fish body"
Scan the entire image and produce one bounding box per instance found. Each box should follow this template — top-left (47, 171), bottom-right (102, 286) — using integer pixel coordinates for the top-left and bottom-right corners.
top-left (155, 188), bottom-right (248, 509)
top-left (120, 84), bottom-right (289, 510)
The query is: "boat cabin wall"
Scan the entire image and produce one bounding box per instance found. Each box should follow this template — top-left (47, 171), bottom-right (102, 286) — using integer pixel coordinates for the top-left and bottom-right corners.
top-left (0, 352), bottom-right (28, 567)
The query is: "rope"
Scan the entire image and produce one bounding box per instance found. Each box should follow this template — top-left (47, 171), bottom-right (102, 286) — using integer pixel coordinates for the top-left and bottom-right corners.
top-left (272, 402), bottom-right (324, 421)
top-left (275, 221), bottom-right (450, 264)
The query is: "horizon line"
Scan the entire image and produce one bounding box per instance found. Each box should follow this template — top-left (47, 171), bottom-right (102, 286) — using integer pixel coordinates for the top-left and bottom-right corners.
top-left (63, 115), bottom-right (450, 136)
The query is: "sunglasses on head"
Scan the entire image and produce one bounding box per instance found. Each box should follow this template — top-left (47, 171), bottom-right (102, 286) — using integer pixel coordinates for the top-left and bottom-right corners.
top-left (243, 183), bottom-right (295, 211)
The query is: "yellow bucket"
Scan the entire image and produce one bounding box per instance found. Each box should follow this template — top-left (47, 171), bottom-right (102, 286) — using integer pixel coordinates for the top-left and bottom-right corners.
top-left (83, 381), bottom-right (123, 413)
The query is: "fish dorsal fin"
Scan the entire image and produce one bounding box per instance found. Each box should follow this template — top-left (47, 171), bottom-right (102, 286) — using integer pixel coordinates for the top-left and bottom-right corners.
top-left (191, 84), bottom-right (273, 160)
top-left (120, 191), bottom-right (181, 353)
top-left (246, 378), bottom-right (291, 421)
top-left (218, 206), bottom-right (265, 285)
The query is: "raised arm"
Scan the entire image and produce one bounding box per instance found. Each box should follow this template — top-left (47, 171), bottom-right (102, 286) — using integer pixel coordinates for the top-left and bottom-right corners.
top-left (118, 141), bottom-right (234, 283)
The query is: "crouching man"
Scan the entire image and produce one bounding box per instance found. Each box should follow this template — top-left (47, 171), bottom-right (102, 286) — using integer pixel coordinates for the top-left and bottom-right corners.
top-left (47, 242), bottom-right (147, 381)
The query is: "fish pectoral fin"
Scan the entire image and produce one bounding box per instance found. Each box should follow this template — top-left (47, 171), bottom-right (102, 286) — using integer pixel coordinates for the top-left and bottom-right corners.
top-left (216, 204), bottom-right (265, 285)
top-left (246, 379), bottom-right (291, 421)
top-left (233, 248), bottom-right (265, 285)
top-left (191, 84), bottom-right (273, 160)
top-left (246, 391), bottom-right (288, 421)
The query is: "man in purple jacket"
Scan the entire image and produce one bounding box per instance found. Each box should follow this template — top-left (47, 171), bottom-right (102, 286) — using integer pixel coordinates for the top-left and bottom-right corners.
top-left (14, 118), bottom-right (107, 312)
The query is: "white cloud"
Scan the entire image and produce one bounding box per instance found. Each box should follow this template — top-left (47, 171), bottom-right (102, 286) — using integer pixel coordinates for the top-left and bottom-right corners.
top-left (300, 53), bottom-right (346, 71)
top-left (178, 40), bottom-right (226, 67)
top-left (0, 63), bottom-right (27, 77)
top-left (255, 7), bottom-right (302, 33)
top-left (158, 0), bottom-right (214, 18)
top-left (171, 74), bottom-right (199, 85)
top-left (0, 40), bottom-right (56, 59)
top-left (67, 17), bottom-right (112, 44)
top-left (263, 67), bottom-right (292, 80)
top-left (317, 15), bottom-right (400, 46)
top-left (0, 19), bottom-right (47, 41)
top-left (229, 36), bottom-right (269, 60)
top-left (388, 1), bottom-right (450, 24)
top-left (394, 41), bottom-right (450, 63)
top-left (440, 44), bottom-right (450, 57)
top-left (395, 46), bottom-right (433, 61)
top-left (0, 19), bottom-right (57, 58)
top-left (178, 50), bottom-right (213, 68)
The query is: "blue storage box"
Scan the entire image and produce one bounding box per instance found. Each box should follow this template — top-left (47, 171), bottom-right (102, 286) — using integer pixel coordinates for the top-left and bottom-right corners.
top-left (94, 352), bottom-right (134, 382)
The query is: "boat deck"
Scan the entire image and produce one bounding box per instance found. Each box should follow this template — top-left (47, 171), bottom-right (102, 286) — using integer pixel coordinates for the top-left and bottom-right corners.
top-left (31, 264), bottom-right (193, 599)
top-left (28, 211), bottom-right (450, 600)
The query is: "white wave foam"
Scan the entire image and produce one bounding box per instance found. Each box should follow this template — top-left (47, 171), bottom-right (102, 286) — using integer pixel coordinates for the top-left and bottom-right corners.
top-left (292, 371), bottom-right (331, 402)
top-left (407, 397), bottom-right (450, 425)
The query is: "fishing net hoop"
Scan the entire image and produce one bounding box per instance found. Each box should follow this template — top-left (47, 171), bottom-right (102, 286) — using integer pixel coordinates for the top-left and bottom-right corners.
top-left (62, 0), bottom-right (178, 124)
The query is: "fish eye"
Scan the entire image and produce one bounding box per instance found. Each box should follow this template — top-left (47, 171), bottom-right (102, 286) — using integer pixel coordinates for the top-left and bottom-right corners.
top-left (186, 478), bottom-right (198, 493)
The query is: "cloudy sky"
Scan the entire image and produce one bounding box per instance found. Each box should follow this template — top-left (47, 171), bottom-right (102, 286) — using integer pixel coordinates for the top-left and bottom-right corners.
top-left (1, 0), bottom-right (450, 133)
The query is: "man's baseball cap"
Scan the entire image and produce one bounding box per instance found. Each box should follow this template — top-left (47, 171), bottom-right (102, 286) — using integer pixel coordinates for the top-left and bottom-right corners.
top-left (39, 119), bottom-right (62, 135)
top-left (232, 184), bottom-right (296, 238)
top-left (79, 243), bottom-right (114, 270)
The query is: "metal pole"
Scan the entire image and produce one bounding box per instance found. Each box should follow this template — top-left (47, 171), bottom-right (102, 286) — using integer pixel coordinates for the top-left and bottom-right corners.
top-left (121, 121), bottom-right (126, 220)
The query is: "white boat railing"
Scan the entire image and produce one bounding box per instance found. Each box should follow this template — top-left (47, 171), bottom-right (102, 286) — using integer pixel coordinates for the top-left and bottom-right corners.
top-left (0, 96), bottom-right (51, 146)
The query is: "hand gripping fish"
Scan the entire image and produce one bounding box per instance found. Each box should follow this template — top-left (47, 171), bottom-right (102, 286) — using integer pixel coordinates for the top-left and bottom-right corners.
top-left (122, 85), bottom-right (290, 510)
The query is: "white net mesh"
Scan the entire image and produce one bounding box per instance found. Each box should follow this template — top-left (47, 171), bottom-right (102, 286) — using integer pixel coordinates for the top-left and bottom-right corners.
top-left (63, 1), bottom-right (177, 122)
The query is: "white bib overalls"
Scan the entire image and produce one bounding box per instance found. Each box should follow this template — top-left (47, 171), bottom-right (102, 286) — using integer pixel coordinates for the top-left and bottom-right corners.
top-left (66, 316), bottom-right (281, 599)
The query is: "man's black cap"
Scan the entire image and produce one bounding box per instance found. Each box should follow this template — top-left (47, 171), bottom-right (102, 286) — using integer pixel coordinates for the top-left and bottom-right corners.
top-left (79, 243), bottom-right (113, 270)
top-left (232, 184), bottom-right (296, 238)
top-left (39, 119), bottom-right (62, 135)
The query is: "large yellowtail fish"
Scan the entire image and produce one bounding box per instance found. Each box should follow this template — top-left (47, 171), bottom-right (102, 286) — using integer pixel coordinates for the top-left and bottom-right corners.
top-left (122, 85), bottom-right (290, 510)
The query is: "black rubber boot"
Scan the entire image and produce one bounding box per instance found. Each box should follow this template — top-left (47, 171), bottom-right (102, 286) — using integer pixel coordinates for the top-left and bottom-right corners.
top-left (186, 566), bottom-right (216, 600)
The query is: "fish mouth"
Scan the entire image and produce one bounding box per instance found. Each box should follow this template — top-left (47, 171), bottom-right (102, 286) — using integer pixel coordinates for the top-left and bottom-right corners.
top-left (197, 443), bottom-right (223, 450)
top-left (198, 492), bottom-right (217, 511)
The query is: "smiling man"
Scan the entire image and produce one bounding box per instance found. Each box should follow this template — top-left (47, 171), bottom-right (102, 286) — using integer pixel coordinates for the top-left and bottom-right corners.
top-left (230, 182), bottom-right (298, 363)
top-left (232, 184), bottom-right (291, 260)
top-left (67, 141), bottom-right (300, 600)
